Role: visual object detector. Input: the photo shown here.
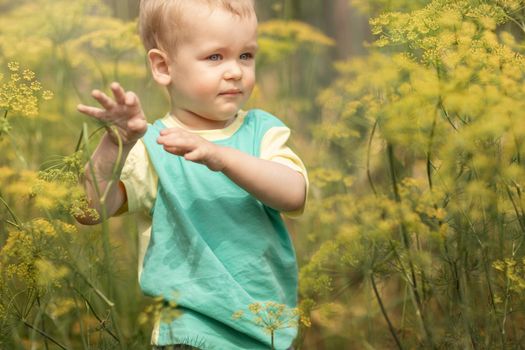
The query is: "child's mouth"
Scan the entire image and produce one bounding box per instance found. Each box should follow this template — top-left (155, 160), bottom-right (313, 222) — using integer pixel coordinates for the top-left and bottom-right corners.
top-left (219, 89), bottom-right (242, 96)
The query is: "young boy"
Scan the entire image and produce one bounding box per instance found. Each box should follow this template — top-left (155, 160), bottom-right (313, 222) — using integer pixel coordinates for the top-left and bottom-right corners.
top-left (76, 0), bottom-right (307, 349)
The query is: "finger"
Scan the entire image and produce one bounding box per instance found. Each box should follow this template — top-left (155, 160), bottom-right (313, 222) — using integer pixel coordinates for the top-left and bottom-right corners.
top-left (77, 104), bottom-right (107, 120)
top-left (110, 82), bottom-right (126, 105)
top-left (163, 146), bottom-right (185, 156)
top-left (159, 127), bottom-right (185, 136)
top-left (125, 91), bottom-right (138, 107)
top-left (157, 135), bottom-right (181, 147)
top-left (91, 90), bottom-right (115, 110)
top-left (184, 148), bottom-right (203, 162)
top-left (157, 134), bottom-right (194, 149)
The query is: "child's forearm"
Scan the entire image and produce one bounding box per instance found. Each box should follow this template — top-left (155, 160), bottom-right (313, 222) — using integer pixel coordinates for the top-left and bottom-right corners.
top-left (218, 146), bottom-right (306, 212)
top-left (156, 128), bottom-right (306, 211)
top-left (77, 133), bottom-right (133, 224)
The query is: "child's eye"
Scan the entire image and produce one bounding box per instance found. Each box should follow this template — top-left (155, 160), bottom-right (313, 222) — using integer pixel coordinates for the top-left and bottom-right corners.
top-left (240, 53), bottom-right (253, 60)
top-left (208, 54), bottom-right (222, 61)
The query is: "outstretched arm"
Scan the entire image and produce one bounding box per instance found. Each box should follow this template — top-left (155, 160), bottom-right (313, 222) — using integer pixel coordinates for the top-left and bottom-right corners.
top-left (76, 82), bottom-right (147, 224)
top-left (156, 128), bottom-right (306, 212)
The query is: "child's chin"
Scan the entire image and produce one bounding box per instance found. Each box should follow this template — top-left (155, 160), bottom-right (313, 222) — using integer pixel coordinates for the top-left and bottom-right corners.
top-left (210, 107), bottom-right (241, 120)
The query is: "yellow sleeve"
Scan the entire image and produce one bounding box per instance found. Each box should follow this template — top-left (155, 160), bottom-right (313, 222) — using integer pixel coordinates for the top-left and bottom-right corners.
top-left (120, 139), bottom-right (158, 215)
top-left (260, 126), bottom-right (308, 217)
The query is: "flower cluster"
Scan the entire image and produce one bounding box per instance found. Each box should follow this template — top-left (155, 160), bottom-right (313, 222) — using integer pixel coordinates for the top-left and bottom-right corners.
top-left (0, 161), bottom-right (98, 221)
top-left (232, 301), bottom-right (310, 337)
top-left (0, 61), bottom-right (53, 119)
top-left (493, 258), bottom-right (525, 295)
top-left (0, 218), bottom-right (74, 290)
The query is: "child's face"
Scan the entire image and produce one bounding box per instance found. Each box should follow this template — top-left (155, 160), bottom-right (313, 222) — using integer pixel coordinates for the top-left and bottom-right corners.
top-left (166, 4), bottom-right (258, 127)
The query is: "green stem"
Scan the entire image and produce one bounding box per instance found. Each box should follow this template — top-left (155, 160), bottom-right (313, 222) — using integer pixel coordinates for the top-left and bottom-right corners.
top-left (501, 256), bottom-right (512, 343)
top-left (367, 120), bottom-right (378, 196)
top-left (370, 274), bottom-right (404, 350)
top-left (73, 270), bottom-right (114, 308)
top-left (0, 192), bottom-right (22, 227)
top-left (426, 107), bottom-right (438, 191)
top-left (505, 184), bottom-right (525, 235)
top-left (71, 296), bottom-right (89, 349)
top-left (386, 143), bottom-right (402, 201)
top-left (4, 219), bottom-right (20, 228)
top-left (71, 286), bottom-right (120, 343)
top-left (22, 320), bottom-right (70, 350)
top-left (74, 125), bottom-right (106, 153)
top-left (81, 123), bottom-right (124, 346)
top-left (74, 128), bottom-right (85, 154)
top-left (23, 287), bottom-right (38, 320)
top-left (36, 296), bottom-right (50, 350)
top-left (438, 103), bottom-right (458, 131)
top-left (386, 142), bottom-right (435, 349)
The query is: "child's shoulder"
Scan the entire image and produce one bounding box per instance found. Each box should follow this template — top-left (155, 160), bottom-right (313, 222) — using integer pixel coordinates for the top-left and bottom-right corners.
top-left (244, 108), bottom-right (287, 129)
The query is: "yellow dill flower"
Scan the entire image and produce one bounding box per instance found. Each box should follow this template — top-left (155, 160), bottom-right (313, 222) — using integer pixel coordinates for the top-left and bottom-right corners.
top-left (56, 221), bottom-right (77, 235)
top-left (32, 179), bottom-right (69, 210)
top-left (22, 69), bottom-right (35, 81)
top-left (493, 258), bottom-right (525, 294)
top-left (10, 73), bottom-right (20, 82)
top-left (7, 62), bottom-right (19, 72)
top-left (248, 302), bottom-right (262, 314)
top-left (309, 168), bottom-right (344, 189)
top-left (232, 310), bottom-right (244, 320)
top-left (497, 0), bottom-right (522, 11)
top-left (233, 301), bottom-right (307, 337)
top-left (30, 81), bottom-right (42, 91)
top-left (33, 218), bottom-right (57, 236)
top-left (0, 62), bottom-right (53, 118)
top-left (42, 90), bottom-right (53, 100)
top-left (0, 217), bottom-right (73, 292)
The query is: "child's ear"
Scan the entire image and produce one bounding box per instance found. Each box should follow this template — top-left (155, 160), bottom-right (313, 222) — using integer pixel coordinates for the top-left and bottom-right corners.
top-left (148, 49), bottom-right (172, 86)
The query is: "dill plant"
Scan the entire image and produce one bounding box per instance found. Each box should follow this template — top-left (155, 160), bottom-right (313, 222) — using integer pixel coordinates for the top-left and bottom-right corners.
top-left (299, 0), bottom-right (525, 348)
top-left (0, 0), bottom-right (163, 347)
top-left (0, 62), bottom-right (109, 350)
top-left (0, 0), bottom-right (149, 345)
top-left (232, 301), bottom-right (311, 350)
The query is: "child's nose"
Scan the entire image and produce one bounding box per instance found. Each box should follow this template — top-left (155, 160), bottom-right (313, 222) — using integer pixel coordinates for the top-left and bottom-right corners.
top-left (223, 62), bottom-right (243, 80)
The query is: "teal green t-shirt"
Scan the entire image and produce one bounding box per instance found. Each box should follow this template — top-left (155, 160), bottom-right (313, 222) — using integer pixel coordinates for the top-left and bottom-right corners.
top-left (139, 109), bottom-right (299, 349)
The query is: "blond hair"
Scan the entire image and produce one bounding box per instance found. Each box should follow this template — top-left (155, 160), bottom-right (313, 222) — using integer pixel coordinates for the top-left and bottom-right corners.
top-left (139, 0), bottom-right (255, 54)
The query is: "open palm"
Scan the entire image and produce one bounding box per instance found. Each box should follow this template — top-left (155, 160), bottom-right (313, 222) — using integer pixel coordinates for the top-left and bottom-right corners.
top-left (77, 82), bottom-right (147, 145)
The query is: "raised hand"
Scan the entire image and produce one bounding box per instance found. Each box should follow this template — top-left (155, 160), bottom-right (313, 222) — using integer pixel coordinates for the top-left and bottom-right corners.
top-left (156, 128), bottom-right (225, 171)
top-left (77, 82), bottom-right (147, 145)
